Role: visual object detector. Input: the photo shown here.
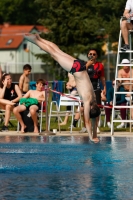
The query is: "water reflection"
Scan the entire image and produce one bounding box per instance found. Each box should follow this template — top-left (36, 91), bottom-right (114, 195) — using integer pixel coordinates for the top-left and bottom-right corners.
top-left (0, 136), bottom-right (133, 199)
top-left (0, 135), bottom-right (91, 144)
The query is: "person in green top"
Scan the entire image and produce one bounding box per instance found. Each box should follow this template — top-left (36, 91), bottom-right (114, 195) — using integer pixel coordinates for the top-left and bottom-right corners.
top-left (105, 80), bottom-right (127, 128)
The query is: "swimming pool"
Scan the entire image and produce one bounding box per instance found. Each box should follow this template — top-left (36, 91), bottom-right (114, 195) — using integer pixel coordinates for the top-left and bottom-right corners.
top-left (0, 136), bottom-right (133, 200)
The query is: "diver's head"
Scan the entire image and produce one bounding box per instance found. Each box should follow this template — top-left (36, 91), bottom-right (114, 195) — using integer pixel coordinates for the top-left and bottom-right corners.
top-left (90, 104), bottom-right (101, 118)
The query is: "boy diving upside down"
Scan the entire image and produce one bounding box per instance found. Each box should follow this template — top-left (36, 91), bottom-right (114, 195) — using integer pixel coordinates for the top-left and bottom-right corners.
top-left (24, 34), bottom-right (100, 142)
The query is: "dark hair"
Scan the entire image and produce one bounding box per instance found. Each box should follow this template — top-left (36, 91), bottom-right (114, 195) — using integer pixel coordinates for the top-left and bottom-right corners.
top-left (90, 104), bottom-right (101, 118)
top-left (36, 78), bottom-right (47, 86)
top-left (1, 73), bottom-right (11, 88)
top-left (23, 64), bottom-right (32, 70)
top-left (87, 49), bottom-right (98, 57)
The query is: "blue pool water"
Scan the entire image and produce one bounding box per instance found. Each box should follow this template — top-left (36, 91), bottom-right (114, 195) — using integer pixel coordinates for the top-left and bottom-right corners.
top-left (0, 136), bottom-right (133, 200)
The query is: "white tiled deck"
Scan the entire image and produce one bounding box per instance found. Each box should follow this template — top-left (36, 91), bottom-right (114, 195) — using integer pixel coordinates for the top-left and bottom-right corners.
top-left (0, 131), bottom-right (133, 137)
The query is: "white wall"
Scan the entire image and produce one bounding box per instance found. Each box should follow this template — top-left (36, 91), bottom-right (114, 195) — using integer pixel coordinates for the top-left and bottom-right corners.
top-left (0, 28), bottom-right (47, 73)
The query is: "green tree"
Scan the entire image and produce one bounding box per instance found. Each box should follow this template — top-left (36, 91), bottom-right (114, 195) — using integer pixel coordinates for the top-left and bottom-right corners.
top-left (0, 0), bottom-right (127, 79)
top-left (35, 0), bottom-right (126, 79)
top-left (0, 0), bottom-right (41, 25)
top-left (36, 0), bottom-right (126, 50)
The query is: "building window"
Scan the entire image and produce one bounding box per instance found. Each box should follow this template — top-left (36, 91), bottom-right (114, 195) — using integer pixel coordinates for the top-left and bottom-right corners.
top-left (23, 43), bottom-right (27, 50)
top-left (6, 39), bottom-right (13, 45)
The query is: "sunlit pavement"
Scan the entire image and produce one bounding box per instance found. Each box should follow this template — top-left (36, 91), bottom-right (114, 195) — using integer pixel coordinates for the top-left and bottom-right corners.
top-left (0, 131), bottom-right (133, 137)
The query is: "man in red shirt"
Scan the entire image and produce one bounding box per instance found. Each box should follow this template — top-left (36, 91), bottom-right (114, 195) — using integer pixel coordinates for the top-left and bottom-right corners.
top-left (87, 49), bottom-right (106, 104)
top-left (73, 49), bottom-right (106, 133)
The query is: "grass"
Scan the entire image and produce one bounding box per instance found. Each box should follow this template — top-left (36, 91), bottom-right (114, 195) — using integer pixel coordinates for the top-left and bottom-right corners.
top-left (0, 92), bottom-right (132, 133)
top-left (1, 113), bottom-right (131, 133)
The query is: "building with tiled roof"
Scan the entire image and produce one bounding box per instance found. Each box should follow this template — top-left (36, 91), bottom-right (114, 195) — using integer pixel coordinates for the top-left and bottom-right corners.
top-left (0, 24), bottom-right (48, 81)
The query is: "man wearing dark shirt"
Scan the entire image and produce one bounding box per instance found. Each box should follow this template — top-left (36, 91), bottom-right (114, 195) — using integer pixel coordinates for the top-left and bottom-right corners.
top-left (105, 80), bottom-right (127, 128)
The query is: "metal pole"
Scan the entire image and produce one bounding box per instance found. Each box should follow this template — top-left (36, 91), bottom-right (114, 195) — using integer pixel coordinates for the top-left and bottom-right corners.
top-left (107, 37), bottom-right (110, 81)
top-left (39, 84), bottom-right (55, 135)
top-left (45, 84), bottom-right (48, 131)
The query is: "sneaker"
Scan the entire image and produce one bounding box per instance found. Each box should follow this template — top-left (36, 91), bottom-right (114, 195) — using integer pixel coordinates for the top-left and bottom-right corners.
top-left (107, 122), bottom-right (111, 128)
top-left (1, 125), bottom-right (8, 131)
top-left (97, 127), bottom-right (100, 133)
top-left (79, 127), bottom-right (87, 133)
top-left (68, 125), bottom-right (76, 129)
top-left (116, 123), bottom-right (125, 129)
top-left (121, 44), bottom-right (130, 51)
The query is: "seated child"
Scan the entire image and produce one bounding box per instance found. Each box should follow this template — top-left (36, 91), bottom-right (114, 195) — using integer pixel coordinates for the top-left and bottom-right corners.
top-left (13, 79), bottom-right (46, 133)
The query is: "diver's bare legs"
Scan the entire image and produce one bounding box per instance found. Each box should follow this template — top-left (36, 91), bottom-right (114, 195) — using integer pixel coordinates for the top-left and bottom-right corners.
top-left (24, 34), bottom-right (75, 72)
top-left (36, 34), bottom-right (76, 60)
top-left (25, 34), bottom-right (99, 142)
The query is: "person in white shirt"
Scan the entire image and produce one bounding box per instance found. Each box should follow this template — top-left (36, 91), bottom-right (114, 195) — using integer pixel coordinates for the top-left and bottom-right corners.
top-left (121, 0), bottom-right (133, 51)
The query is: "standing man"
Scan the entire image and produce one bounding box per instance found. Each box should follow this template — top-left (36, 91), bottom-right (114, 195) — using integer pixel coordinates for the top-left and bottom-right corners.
top-left (87, 49), bottom-right (106, 133)
top-left (77, 49), bottom-right (106, 133)
top-left (19, 64), bottom-right (32, 94)
top-left (120, 0), bottom-right (133, 51)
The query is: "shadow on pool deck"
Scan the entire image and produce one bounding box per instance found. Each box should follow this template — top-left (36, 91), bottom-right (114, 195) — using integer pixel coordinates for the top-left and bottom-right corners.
top-left (0, 131), bottom-right (133, 137)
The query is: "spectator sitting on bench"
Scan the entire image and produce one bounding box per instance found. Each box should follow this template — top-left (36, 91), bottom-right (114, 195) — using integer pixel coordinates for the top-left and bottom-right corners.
top-left (13, 79), bottom-right (46, 133)
top-left (0, 73), bottom-right (22, 131)
top-left (105, 80), bottom-right (127, 129)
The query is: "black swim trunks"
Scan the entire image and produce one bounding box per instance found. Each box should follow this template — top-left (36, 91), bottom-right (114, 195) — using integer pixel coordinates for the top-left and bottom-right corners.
top-left (70, 59), bottom-right (86, 74)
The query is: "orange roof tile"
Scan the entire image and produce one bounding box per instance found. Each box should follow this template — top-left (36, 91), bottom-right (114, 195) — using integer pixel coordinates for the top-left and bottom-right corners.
top-left (0, 24), bottom-right (47, 49)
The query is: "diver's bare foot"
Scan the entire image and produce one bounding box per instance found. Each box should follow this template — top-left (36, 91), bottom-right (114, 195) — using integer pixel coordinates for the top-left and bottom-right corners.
top-left (34, 126), bottom-right (39, 133)
top-left (21, 125), bottom-right (26, 133)
top-left (59, 122), bottom-right (67, 126)
top-left (24, 33), bottom-right (37, 44)
top-left (35, 33), bottom-right (42, 41)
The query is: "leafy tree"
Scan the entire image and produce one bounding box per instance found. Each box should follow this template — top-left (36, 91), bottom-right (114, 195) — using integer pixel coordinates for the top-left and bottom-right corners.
top-left (35, 0), bottom-right (126, 79)
top-left (0, 0), bottom-right (127, 79)
top-left (0, 0), bottom-right (41, 25)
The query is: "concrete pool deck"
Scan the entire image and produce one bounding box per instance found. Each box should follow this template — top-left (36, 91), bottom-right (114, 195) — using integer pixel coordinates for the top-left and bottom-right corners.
top-left (0, 131), bottom-right (133, 137)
